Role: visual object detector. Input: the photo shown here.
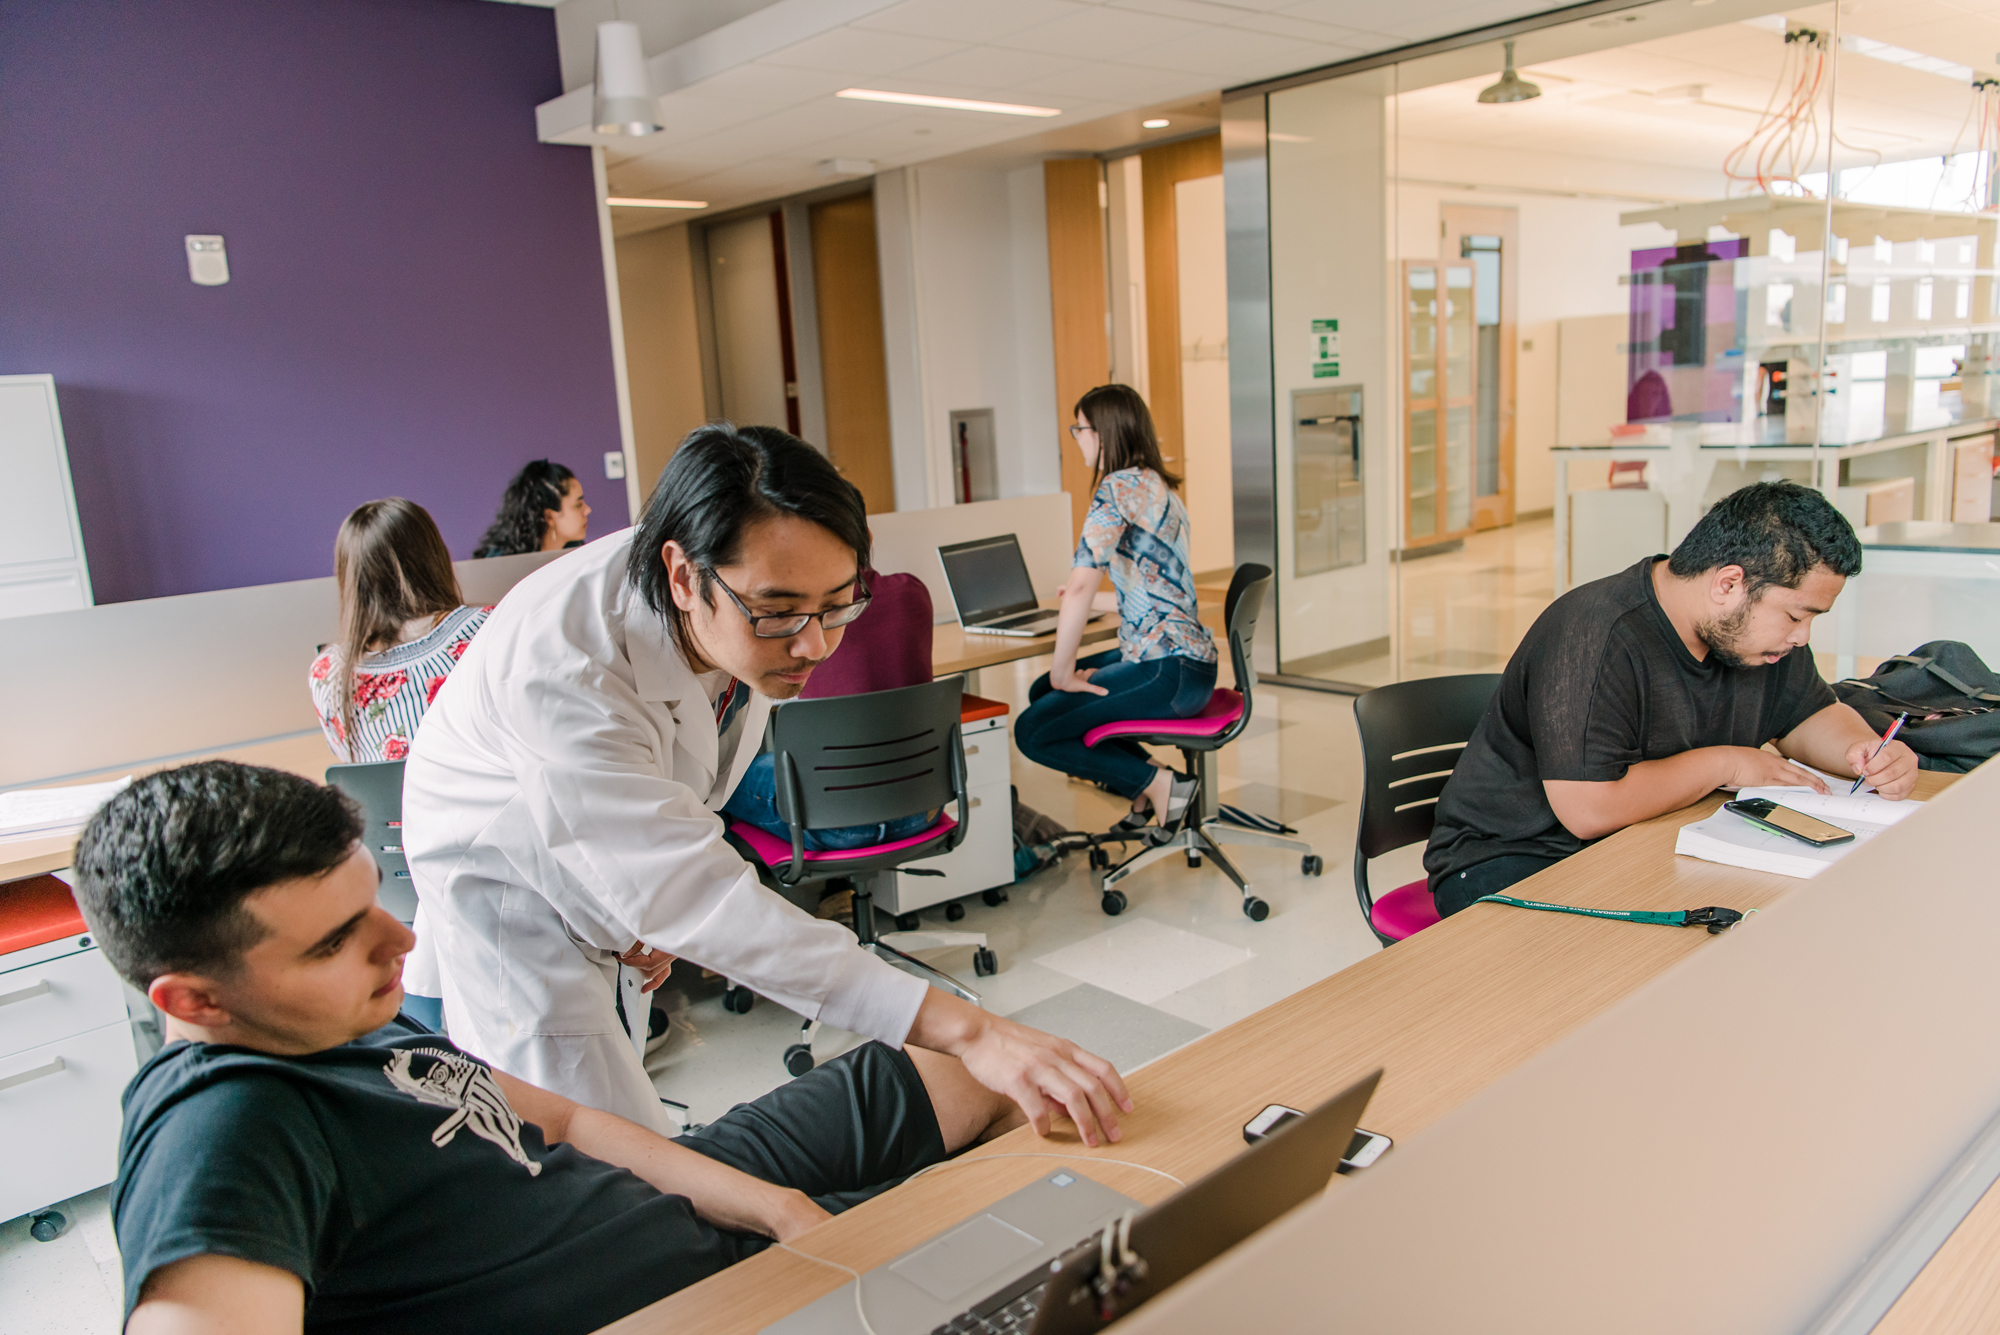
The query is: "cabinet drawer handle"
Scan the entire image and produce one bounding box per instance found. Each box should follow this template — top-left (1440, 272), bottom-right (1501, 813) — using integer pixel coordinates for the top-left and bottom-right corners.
top-left (0, 1056), bottom-right (65, 1093)
top-left (965, 745), bottom-right (980, 756)
top-left (968, 797), bottom-right (982, 809)
top-left (0, 980), bottom-right (51, 1008)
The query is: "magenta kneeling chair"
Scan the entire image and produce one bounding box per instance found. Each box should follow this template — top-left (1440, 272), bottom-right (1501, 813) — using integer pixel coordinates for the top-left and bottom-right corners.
top-left (1080, 564), bottom-right (1322, 922)
top-left (725, 677), bottom-right (993, 1077)
top-left (1350, 673), bottom-right (1502, 945)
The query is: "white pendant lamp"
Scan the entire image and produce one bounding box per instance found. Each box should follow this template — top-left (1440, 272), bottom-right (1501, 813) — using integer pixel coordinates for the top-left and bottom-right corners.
top-left (1477, 41), bottom-right (1542, 105)
top-left (593, 20), bottom-right (660, 136)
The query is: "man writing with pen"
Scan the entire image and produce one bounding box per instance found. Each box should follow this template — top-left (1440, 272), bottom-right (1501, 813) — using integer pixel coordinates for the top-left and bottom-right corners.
top-left (1425, 481), bottom-right (1921, 918)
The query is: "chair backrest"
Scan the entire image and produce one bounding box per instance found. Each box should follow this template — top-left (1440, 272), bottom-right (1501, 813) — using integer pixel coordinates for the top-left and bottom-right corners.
top-left (324, 760), bottom-right (417, 924)
top-left (1223, 563), bottom-right (1272, 697)
top-left (799, 568), bottom-right (934, 699)
top-left (767, 677), bottom-right (967, 835)
top-left (1352, 674), bottom-right (1502, 861)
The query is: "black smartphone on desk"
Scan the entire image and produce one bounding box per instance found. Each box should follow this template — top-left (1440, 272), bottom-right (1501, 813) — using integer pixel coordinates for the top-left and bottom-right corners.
top-left (1723, 798), bottom-right (1855, 848)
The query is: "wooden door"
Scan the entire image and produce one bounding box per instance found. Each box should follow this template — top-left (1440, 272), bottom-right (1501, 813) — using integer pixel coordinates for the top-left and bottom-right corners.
top-left (1442, 204), bottom-right (1519, 530)
top-left (1138, 134), bottom-right (1223, 480)
top-left (1044, 158), bottom-right (1112, 538)
top-left (1403, 260), bottom-right (1478, 549)
top-left (809, 193), bottom-right (896, 515)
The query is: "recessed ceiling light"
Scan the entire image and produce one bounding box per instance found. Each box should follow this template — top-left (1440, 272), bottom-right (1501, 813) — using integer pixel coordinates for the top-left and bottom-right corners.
top-left (606, 197), bottom-right (708, 209)
top-left (1142, 118), bottom-right (1170, 129)
top-left (836, 88), bottom-right (1061, 117)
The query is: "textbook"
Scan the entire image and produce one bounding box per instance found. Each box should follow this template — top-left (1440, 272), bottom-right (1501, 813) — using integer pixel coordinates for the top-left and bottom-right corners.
top-left (1673, 782), bottom-right (1922, 880)
top-left (0, 776), bottom-right (132, 841)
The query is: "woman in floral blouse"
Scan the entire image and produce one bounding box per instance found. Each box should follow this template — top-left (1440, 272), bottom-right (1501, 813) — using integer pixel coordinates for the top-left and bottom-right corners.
top-left (309, 499), bottom-right (491, 764)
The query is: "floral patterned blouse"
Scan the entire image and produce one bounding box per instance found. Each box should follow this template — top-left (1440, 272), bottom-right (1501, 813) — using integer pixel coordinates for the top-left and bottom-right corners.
top-left (309, 605), bottom-right (491, 764)
top-left (1075, 468), bottom-right (1217, 664)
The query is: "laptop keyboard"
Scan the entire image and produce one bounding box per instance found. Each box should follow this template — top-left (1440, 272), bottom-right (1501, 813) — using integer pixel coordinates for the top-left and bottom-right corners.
top-left (931, 1233), bottom-right (1089, 1335)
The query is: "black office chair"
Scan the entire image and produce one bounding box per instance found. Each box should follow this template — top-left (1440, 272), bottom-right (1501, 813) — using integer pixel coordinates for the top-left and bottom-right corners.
top-left (1351, 674), bottom-right (1502, 946)
top-left (724, 677), bottom-right (994, 1076)
top-left (1081, 564), bottom-right (1321, 922)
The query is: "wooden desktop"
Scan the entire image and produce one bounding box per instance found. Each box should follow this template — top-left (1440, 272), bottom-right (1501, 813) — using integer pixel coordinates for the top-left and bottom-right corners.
top-left (599, 769), bottom-right (1961, 1334)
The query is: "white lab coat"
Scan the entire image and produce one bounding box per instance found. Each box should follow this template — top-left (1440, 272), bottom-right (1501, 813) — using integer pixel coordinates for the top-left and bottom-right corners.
top-left (403, 530), bottom-right (928, 1130)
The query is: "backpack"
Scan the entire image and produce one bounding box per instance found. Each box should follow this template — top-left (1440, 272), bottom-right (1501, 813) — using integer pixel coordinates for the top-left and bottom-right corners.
top-left (1833, 641), bottom-right (2000, 773)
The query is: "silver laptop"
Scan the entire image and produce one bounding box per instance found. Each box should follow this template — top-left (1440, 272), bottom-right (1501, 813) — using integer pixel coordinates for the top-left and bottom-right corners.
top-left (761, 1070), bottom-right (1381, 1335)
top-left (937, 535), bottom-right (1065, 637)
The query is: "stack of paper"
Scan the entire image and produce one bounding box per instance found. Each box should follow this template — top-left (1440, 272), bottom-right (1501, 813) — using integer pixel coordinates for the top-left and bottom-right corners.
top-left (1675, 784), bottom-right (1921, 879)
top-left (0, 777), bottom-right (133, 841)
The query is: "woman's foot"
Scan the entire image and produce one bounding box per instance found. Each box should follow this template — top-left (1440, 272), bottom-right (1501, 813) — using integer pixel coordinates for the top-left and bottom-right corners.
top-left (1156, 771), bottom-right (1198, 830)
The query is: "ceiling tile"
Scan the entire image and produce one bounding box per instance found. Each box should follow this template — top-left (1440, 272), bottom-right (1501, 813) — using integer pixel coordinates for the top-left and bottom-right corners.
top-left (851, 0), bottom-right (1087, 42)
top-left (995, 6), bottom-right (1212, 57)
top-left (1004, 59), bottom-right (1203, 101)
top-left (892, 45), bottom-right (1087, 91)
top-left (756, 26), bottom-right (963, 76)
top-left (1123, 25), bottom-right (1331, 75)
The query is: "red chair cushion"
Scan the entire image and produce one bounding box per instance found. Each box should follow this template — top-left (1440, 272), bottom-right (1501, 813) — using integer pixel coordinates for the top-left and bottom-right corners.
top-left (729, 815), bottom-right (958, 868)
top-left (1371, 879), bottom-right (1441, 941)
top-left (1081, 689), bottom-right (1243, 749)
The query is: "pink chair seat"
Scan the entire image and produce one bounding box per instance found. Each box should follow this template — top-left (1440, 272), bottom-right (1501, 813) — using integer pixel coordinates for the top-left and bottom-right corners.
top-left (729, 814), bottom-right (958, 867)
top-left (1371, 879), bottom-right (1441, 941)
top-left (1082, 689), bottom-right (1244, 749)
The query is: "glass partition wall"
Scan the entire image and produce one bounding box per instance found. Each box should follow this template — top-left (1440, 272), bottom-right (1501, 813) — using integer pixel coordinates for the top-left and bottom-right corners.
top-left (1235, 0), bottom-right (1999, 690)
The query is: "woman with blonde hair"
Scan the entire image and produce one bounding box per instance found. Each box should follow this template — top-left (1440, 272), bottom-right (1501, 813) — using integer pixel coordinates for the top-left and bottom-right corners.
top-left (309, 498), bottom-right (490, 763)
top-left (1016, 384), bottom-right (1219, 832)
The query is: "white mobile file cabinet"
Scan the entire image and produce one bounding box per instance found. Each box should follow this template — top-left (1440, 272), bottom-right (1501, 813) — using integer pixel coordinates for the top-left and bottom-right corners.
top-left (881, 701), bottom-right (1015, 915)
top-left (1, 877), bottom-right (140, 1229)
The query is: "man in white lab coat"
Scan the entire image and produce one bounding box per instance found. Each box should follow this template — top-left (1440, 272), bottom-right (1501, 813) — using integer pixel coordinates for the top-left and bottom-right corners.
top-left (404, 424), bottom-right (1131, 1143)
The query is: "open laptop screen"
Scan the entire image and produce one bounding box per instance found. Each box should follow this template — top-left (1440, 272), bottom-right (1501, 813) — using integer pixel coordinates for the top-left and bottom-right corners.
top-left (938, 535), bottom-right (1042, 624)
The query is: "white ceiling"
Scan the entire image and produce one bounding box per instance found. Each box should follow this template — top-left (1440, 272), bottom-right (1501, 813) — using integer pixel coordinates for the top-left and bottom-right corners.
top-left (1397, 0), bottom-right (2000, 191)
top-left (535, 0), bottom-right (1581, 224)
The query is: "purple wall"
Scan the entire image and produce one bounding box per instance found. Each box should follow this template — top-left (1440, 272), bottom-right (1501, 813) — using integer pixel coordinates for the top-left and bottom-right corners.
top-left (0, 0), bottom-right (622, 603)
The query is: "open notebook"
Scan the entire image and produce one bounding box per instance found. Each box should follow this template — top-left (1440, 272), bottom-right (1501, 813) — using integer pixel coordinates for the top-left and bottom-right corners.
top-left (1675, 771), bottom-right (1922, 879)
top-left (0, 776), bottom-right (132, 841)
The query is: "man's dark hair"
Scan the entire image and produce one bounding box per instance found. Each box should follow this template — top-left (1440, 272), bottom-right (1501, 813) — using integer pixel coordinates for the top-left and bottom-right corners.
top-left (1666, 480), bottom-right (1862, 595)
top-left (627, 422), bottom-right (870, 656)
top-left (72, 762), bottom-right (362, 991)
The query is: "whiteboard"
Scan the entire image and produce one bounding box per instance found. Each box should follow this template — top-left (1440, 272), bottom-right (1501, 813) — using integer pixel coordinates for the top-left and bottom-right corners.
top-left (0, 375), bottom-right (93, 618)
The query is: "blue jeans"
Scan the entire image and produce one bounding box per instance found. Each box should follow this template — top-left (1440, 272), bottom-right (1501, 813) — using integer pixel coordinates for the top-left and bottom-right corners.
top-left (724, 753), bottom-right (937, 851)
top-left (1017, 649), bottom-right (1218, 799)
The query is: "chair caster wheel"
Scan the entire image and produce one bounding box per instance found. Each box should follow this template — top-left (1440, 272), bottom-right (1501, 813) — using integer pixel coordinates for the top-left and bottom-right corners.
top-left (783, 1044), bottom-right (816, 1077)
top-left (982, 887), bottom-right (1009, 907)
top-left (1100, 890), bottom-right (1128, 916)
top-left (1186, 850), bottom-right (1202, 868)
top-left (945, 901), bottom-right (966, 922)
top-left (1088, 848), bottom-right (1109, 870)
top-left (1243, 896), bottom-right (1270, 922)
top-left (895, 912), bottom-right (921, 933)
top-left (723, 988), bottom-right (754, 1014)
top-left (973, 946), bottom-right (998, 976)
top-left (30, 1211), bottom-right (66, 1242)
top-left (1301, 855), bottom-right (1323, 876)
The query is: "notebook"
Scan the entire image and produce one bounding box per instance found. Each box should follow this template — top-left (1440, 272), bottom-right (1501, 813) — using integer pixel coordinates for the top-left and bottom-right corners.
top-left (1674, 777), bottom-right (1921, 879)
top-left (0, 776), bottom-right (131, 841)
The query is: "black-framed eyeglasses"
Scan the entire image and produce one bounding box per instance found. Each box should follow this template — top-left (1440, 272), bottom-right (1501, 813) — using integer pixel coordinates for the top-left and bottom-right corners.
top-left (1068, 423), bottom-right (1097, 437)
top-left (700, 566), bottom-right (871, 638)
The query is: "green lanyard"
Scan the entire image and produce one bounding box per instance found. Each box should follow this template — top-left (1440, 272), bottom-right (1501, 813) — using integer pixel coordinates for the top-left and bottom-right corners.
top-left (1475, 894), bottom-right (1746, 934)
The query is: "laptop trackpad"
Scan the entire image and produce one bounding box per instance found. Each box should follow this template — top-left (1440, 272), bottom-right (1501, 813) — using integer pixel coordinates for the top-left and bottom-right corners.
top-left (889, 1213), bottom-right (1043, 1302)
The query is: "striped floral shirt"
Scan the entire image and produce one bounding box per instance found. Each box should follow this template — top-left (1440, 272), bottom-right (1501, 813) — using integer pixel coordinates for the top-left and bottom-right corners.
top-left (309, 605), bottom-right (491, 764)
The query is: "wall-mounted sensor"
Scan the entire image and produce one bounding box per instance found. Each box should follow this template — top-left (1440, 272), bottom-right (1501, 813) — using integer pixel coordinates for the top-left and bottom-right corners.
top-left (604, 451), bottom-right (626, 480)
top-left (185, 235), bottom-right (228, 286)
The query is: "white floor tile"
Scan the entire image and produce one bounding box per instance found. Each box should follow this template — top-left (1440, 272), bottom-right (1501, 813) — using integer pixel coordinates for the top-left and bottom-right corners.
top-left (1033, 917), bottom-right (1253, 1005)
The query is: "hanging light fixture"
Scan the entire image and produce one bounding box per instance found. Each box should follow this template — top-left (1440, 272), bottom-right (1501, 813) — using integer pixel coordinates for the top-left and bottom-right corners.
top-left (1478, 41), bottom-right (1542, 104)
top-left (593, 20), bottom-right (660, 136)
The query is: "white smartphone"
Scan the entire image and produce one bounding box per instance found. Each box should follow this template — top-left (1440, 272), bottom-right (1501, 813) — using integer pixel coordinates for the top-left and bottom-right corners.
top-left (1242, 1103), bottom-right (1393, 1172)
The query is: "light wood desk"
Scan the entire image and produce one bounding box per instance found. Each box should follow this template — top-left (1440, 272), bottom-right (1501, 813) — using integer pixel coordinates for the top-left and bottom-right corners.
top-left (930, 595), bottom-right (1225, 680)
top-left (0, 732), bottom-right (339, 884)
top-left (604, 769), bottom-right (1957, 1334)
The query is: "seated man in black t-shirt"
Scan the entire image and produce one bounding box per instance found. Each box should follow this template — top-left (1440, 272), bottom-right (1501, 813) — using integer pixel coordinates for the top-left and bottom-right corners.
top-left (1425, 481), bottom-right (1919, 917)
top-left (73, 761), bottom-right (1058, 1335)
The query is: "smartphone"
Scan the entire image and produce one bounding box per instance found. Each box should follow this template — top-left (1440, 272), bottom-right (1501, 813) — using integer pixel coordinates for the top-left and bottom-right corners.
top-left (1242, 1104), bottom-right (1393, 1172)
top-left (1723, 798), bottom-right (1855, 848)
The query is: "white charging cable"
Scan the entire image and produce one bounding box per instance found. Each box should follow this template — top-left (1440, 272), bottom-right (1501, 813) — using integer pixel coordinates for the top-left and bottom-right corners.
top-left (774, 1153), bottom-right (1186, 1335)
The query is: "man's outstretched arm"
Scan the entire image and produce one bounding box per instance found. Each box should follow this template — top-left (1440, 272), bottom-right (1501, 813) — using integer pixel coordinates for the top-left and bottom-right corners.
top-left (492, 1070), bottom-right (830, 1242)
top-left (1544, 745), bottom-right (1832, 842)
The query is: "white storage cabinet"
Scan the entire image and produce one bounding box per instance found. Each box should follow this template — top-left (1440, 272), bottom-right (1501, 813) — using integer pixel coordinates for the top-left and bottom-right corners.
top-left (882, 709), bottom-right (1015, 915)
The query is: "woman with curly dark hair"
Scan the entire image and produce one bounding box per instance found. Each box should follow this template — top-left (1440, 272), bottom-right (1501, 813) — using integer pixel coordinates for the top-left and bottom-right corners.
top-left (472, 459), bottom-right (591, 557)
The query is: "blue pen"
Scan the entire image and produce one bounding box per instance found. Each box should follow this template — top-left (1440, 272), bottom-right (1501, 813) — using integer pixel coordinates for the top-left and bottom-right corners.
top-left (1849, 712), bottom-right (1909, 793)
